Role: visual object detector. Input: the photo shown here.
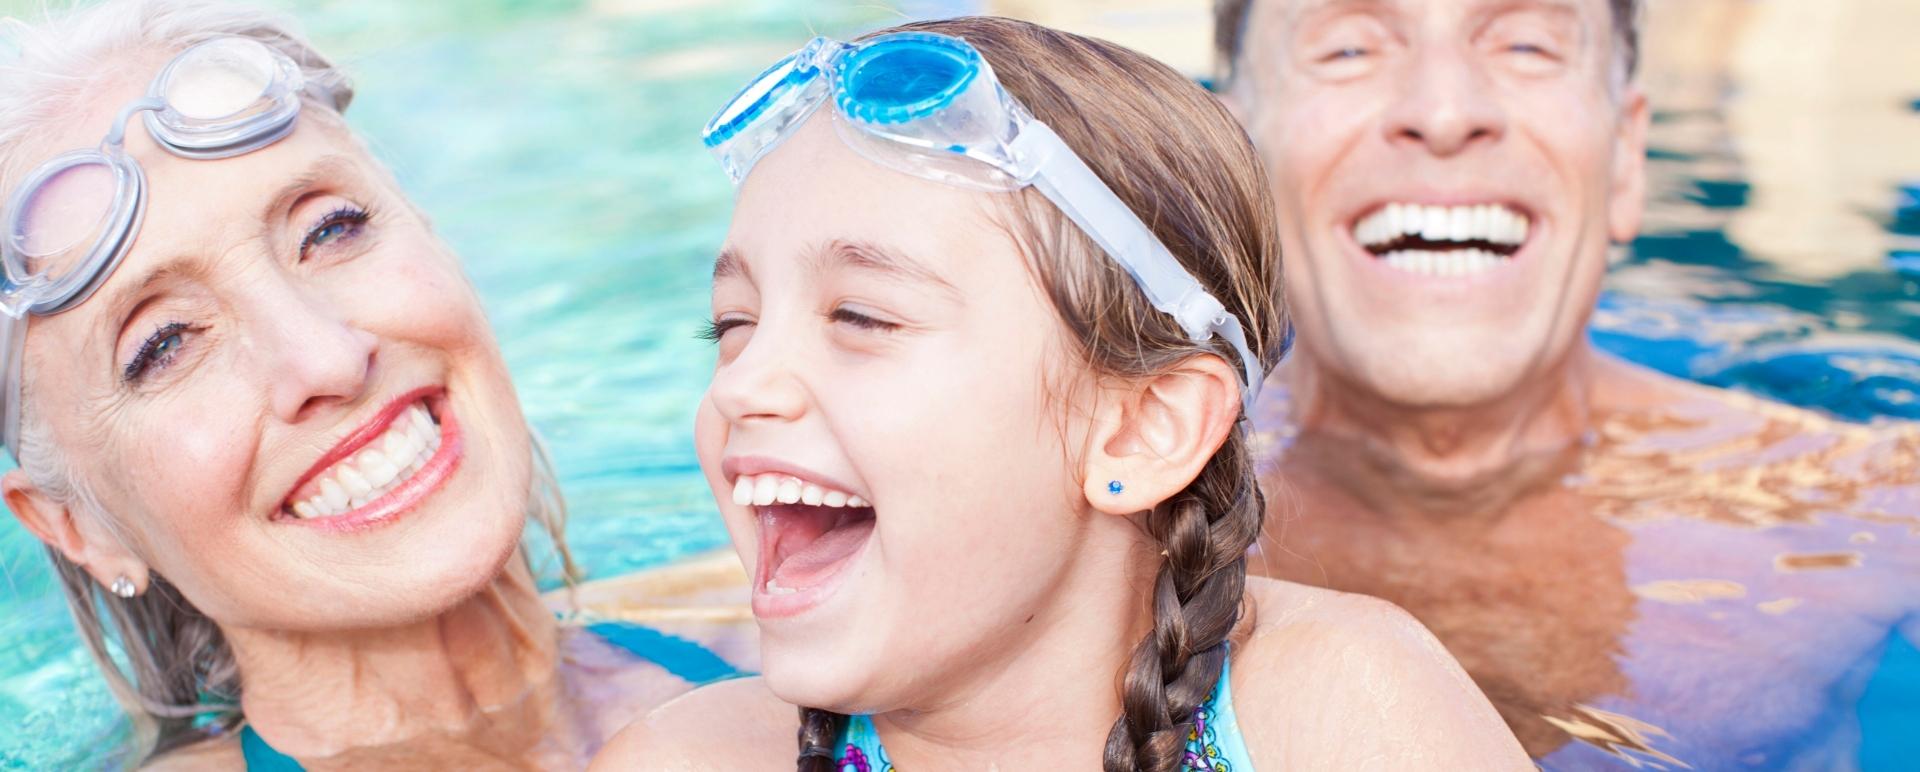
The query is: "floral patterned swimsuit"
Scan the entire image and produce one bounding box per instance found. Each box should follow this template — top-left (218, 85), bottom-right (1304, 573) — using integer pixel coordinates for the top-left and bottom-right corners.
top-left (834, 654), bottom-right (1255, 771)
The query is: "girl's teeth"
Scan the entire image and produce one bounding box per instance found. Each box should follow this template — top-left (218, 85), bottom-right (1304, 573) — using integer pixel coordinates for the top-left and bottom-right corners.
top-left (293, 501), bottom-right (318, 519)
top-left (728, 474), bottom-right (867, 510)
top-left (764, 579), bottom-right (797, 596)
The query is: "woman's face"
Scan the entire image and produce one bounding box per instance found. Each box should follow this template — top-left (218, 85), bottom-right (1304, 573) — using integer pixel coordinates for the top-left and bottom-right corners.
top-left (695, 115), bottom-right (1105, 712)
top-left (14, 57), bottom-right (531, 631)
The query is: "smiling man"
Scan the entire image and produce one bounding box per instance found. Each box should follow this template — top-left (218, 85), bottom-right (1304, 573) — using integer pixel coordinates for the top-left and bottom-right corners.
top-left (1217, 0), bottom-right (1920, 767)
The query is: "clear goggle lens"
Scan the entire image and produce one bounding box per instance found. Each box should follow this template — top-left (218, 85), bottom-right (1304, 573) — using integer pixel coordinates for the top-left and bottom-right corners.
top-left (11, 161), bottom-right (114, 262)
top-left (159, 36), bottom-right (277, 121)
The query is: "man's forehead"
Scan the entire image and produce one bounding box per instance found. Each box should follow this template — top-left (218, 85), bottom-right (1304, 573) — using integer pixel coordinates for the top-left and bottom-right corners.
top-left (1258, 0), bottom-right (1600, 25)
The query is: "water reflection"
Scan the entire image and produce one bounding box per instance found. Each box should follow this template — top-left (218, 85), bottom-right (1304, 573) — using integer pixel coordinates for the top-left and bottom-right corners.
top-left (1253, 379), bottom-right (1920, 769)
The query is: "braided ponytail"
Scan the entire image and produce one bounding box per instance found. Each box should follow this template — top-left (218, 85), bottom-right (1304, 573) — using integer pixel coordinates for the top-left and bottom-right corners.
top-left (796, 706), bottom-right (847, 771)
top-left (1103, 438), bottom-right (1262, 771)
top-left (791, 16), bottom-right (1285, 771)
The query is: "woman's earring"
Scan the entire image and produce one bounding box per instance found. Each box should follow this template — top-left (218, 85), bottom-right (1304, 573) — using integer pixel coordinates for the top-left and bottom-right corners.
top-left (1107, 480), bottom-right (1125, 495)
top-left (109, 575), bottom-right (137, 599)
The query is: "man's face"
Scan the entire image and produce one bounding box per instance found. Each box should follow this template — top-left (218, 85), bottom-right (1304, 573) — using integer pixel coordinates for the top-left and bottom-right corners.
top-left (1228, 0), bottom-right (1648, 407)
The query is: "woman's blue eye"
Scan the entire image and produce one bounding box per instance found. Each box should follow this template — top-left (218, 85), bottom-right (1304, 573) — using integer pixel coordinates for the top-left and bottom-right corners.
top-left (123, 322), bottom-right (192, 383)
top-left (299, 206), bottom-right (371, 259)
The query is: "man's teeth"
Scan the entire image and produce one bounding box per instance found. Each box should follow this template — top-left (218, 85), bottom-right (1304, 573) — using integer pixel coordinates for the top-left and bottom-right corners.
top-left (1381, 248), bottom-right (1507, 278)
top-left (1353, 203), bottom-right (1529, 248)
top-left (731, 473), bottom-right (867, 508)
top-left (288, 403), bottom-right (440, 519)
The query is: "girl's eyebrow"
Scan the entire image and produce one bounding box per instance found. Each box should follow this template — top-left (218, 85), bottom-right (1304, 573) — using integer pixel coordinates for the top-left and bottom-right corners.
top-left (816, 239), bottom-right (960, 300)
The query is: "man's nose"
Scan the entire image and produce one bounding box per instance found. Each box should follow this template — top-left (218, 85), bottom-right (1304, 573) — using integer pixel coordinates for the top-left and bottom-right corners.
top-left (1382, 42), bottom-right (1507, 157)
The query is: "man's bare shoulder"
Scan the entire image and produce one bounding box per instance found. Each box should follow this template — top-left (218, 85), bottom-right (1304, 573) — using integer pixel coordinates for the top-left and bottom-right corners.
top-left (592, 676), bottom-right (797, 771)
top-left (1586, 358), bottom-right (1919, 524)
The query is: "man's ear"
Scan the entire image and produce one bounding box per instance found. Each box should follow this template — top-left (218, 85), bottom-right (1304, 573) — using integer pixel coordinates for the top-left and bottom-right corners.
top-left (1608, 87), bottom-right (1651, 244)
top-left (1080, 355), bottom-right (1240, 516)
top-left (4, 469), bottom-right (148, 595)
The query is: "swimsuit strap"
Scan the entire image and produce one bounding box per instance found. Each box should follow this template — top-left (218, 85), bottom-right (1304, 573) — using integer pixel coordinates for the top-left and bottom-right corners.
top-left (239, 620), bottom-right (738, 771)
top-left (834, 653), bottom-right (1256, 771)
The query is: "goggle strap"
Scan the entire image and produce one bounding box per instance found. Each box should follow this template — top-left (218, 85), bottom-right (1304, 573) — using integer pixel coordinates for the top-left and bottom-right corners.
top-left (1013, 121), bottom-right (1264, 410)
top-left (3, 317), bottom-right (26, 459)
top-left (103, 98), bottom-right (166, 150)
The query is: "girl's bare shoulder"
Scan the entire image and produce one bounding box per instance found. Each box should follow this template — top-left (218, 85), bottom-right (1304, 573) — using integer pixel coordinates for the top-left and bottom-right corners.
top-left (1231, 578), bottom-right (1531, 770)
top-left (592, 676), bottom-right (799, 771)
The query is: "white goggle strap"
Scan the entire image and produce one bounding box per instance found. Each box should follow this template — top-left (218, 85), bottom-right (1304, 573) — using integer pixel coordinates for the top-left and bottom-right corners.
top-left (2, 313), bottom-right (27, 459)
top-left (1009, 121), bottom-right (1263, 414)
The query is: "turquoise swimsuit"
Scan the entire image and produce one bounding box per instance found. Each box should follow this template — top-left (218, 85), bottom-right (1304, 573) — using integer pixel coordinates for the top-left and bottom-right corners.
top-left (238, 621), bottom-right (741, 771)
top-left (834, 655), bottom-right (1255, 771)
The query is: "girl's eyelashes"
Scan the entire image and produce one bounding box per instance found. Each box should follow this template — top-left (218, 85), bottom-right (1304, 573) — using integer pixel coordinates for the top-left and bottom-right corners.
top-left (298, 205), bottom-right (371, 260)
top-left (122, 321), bottom-right (195, 383)
top-left (828, 306), bottom-right (899, 332)
top-left (699, 316), bottom-right (753, 342)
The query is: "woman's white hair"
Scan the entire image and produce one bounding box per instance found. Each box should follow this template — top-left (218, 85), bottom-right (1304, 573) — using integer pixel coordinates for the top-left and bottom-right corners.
top-left (0, 0), bottom-right (575, 763)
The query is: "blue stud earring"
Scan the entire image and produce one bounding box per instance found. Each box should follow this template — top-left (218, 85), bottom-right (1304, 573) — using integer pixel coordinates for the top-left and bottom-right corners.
top-left (1107, 480), bottom-right (1125, 495)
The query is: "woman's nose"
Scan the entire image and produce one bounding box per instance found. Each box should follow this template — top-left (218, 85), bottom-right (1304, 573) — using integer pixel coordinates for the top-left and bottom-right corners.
top-left (257, 286), bottom-right (379, 423)
top-left (706, 331), bottom-right (808, 427)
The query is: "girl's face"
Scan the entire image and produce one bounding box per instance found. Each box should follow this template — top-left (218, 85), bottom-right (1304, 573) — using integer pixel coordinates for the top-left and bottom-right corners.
top-left (12, 57), bottom-right (532, 632)
top-left (696, 115), bottom-right (1103, 711)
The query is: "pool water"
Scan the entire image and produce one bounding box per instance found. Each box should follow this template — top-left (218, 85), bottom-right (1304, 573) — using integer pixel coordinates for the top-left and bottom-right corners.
top-left (0, 0), bottom-right (1915, 768)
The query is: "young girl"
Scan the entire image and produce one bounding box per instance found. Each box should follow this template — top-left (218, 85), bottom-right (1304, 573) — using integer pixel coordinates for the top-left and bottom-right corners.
top-left (596, 16), bottom-right (1526, 771)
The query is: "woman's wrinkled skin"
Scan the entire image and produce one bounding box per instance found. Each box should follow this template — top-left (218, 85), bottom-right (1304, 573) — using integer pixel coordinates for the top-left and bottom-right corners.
top-left (3, 49), bottom-right (684, 769)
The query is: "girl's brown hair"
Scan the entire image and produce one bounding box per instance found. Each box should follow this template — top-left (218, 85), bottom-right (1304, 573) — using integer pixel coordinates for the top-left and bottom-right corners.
top-left (794, 16), bottom-right (1288, 772)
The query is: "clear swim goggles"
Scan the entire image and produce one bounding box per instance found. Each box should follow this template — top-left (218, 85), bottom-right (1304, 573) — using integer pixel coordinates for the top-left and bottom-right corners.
top-left (701, 32), bottom-right (1264, 412)
top-left (0, 36), bottom-right (345, 458)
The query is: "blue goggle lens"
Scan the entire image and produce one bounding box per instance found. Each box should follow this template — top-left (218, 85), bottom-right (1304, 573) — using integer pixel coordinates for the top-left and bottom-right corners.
top-left (838, 34), bottom-right (979, 125)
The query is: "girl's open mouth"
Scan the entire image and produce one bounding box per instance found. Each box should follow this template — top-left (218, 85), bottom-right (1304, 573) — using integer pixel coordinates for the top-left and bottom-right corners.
top-left (733, 472), bottom-right (877, 617)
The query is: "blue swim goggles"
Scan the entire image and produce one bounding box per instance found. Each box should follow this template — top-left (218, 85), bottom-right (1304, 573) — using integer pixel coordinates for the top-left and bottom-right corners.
top-left (701, 32), bottom-right (1263, 412)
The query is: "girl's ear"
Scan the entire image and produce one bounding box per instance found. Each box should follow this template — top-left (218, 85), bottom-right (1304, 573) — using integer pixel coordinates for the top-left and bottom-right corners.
top-left (5, 469), bottom-right (150, 595)
top-left (1079, 354), bottom-right (1240, 515)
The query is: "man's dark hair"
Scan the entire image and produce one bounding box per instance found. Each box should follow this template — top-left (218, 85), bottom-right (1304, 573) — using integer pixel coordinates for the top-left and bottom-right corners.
top-left (1214, 0), bottom-right (1640, 86)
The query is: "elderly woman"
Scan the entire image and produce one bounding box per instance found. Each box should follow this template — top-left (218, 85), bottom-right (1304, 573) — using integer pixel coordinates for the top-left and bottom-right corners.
top-left (0, 0), bottom-right (729, 768)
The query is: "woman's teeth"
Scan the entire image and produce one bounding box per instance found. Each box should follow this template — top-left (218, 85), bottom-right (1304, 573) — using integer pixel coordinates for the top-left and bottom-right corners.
top-left (731, 473), bottom-right (867, 508)
top-left (288, 403), bottom-right (440, 519)
top-left (1352, 202), bottom-right (1528, 278)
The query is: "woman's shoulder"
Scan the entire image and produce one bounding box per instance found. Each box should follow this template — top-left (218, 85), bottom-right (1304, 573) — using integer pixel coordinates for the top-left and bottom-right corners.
top-left (1231, 577), bottom-right (1531, 769)
top-left (591, 675), bottom-right (798, 771)
top-left (141, 736), bottom-right (244, 771)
